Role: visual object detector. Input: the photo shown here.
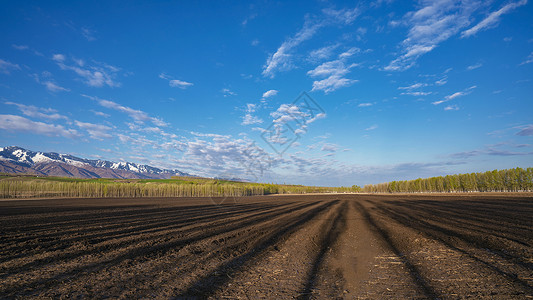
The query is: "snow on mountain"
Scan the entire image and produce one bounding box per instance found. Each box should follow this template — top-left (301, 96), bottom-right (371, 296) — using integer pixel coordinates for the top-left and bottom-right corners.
top-left (0, 146), bottom-right (191, 178)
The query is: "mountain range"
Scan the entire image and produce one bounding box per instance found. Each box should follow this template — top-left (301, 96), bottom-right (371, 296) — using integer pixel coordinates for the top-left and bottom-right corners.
top-left (0, 146), bottom-right (192, 179)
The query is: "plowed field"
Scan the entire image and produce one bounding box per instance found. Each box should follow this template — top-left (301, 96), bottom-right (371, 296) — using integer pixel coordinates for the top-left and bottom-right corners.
top-left (1, 194), bottom-right (532, 299)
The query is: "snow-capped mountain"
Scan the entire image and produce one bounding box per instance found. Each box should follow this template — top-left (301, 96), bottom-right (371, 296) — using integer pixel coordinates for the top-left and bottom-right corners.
top-left (0, 146), bottom-right (192, 179)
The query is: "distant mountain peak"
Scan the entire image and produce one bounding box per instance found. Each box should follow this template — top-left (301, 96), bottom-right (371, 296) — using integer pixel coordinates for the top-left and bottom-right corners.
top-left (0, 146), bottom-right (192, 179)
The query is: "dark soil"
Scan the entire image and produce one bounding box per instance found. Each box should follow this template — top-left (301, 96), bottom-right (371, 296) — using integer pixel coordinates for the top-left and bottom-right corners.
top-left (0, 194), bottom-right (532, 299)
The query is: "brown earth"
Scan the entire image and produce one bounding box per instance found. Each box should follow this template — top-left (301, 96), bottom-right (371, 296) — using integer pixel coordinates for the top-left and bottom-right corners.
top-left (0, 194), bottom-right (532, 299)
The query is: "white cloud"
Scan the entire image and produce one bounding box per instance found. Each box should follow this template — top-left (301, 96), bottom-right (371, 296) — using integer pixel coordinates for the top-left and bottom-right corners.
top-left (401, 91), bottom-right (432, 96)
top-left (308, 44), bottom-right (340, 62)
top-left (0, 114), bottom-right (79, 138)
top-left (398, 82), bottom-right (427, 90)
top-left (311, 75), bottom-right (357, 93)
top-left (358, 102), bottom-right (373, 107)
top-left (54, 54), bottom-right (120, 87)
top-left (5, 102), bottom-right (68, 121)
top-left (242, 114), bottom-right (263, 125)
top-left (262, 89), bottom-right (278, 99)
top-left (435, 77), bottom-right (448, 86)
top-left (177, 135), bottom-right (274, 179)
top-left (365, 124), bottom-right (378, 131)
top-left (308, 60), bottom-right (352, 77)
top-left (432, 85), bottom-right (476, 105)
top-left (31, 72), bottom-right (70, 92)
top-left (81, 27), bottom-right (96, 41)
top-left (221, 88), bottom-right (236, 97)
top-left (75, 121), bottom-right (112, 140)
top-left (159, 73), bottom-right (193, 89)
top-left (169, 79), bottom-right (193, 88)
top-left (466, 63), bottom-right (483, 70)
top-left (322, 7), bottom-right (359, 24)
top-left (306, 113), bottom-right (326, 124)
top-left (307, 57), bottom-right (358, 93)
top-left (385, 1), bottom-right (478, 71)
top-left (262, 20), bottom-right (322, 78)
top-left (461, 0), bottom-right (527, 38)
top-left (12, 44), bottom-right (29, 50)
top-left (516, 124), bottom-right (533, 136)
top-left (520, 51), bottom-right (533, 65)
top-left (241, 103), bottom-right (263, 125)
top-left (262, 7), bottom-right (359, 78)
top-left (52, 54), bottom-right (66, 62)
top-left (91, 110), bottom-right (110, 118)
top-left (338, 47), bottom-right (360, 59)
top-left (0, 59), bottom-right (20, 74)
top-left (43, 81), bottom-right (70, 92)
top-left (321, 143), bottom-right (338, 152)
top-left (271, 104), bottom-right (309, 124)
top-left (444, 104), bottom-right (459, 111)
top-left (83, 94), bottom-right (168, 126)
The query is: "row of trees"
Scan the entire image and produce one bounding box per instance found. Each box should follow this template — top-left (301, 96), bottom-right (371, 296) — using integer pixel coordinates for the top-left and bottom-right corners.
top-left (362, 167), bottom-right (533, 193)
top-left (0, 178), bottom-right (356, 199)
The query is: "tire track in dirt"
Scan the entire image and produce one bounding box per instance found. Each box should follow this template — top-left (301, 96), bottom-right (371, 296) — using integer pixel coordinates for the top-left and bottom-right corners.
top-left (174, 200), bottom-right (340, 298)
top-left (353, 200), bottom-right (440, 299)
top-left (201, 199), bottom-right (345, 299)
top-left (0, 202), bottom-right (304, 275)
top-left (0, 202), bottom-right (279, 244)
top-left (381, 200), bottom-right (533, 264)
top-left (1, 200), bottom-right (328, 298)
top-left (1, 194), bottom-right (531, 299)
top-left (51, 200), bottom-right (336, 299)
top-left (297, 201), bottom-right (348, 299)
top-left (374, 203), bottom-right (533, 295)
top-left (0, 202), bottom-right (292, 262)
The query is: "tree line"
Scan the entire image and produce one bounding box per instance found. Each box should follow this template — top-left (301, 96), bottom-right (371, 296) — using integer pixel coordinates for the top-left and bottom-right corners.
top-left (362, 167), bottom-right (533, 193)
top-left (0, 176), bottom-right (356, 199)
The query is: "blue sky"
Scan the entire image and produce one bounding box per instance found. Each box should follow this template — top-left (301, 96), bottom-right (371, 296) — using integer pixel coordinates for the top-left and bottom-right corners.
top-left (1, 1), bottom-right (532, 186)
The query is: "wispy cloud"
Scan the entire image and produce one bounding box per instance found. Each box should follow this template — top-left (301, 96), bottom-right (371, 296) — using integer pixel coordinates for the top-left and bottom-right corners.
top-left (398, 82), bottom-right (427, 90)
top-left (461, 0), bottom-right (528, 38)
top-left (221, 88), bottom-right (236, 97)
top-left (520, 51), bottom-right (533, 65)
top-left (75, 121), bottom-right (112, 140)
top-left (435, 77), bottom-right (448, 86)
top-left (91, 110), bottom-right (110, 118)
top-left (432, 86), bottom-right (476, 105)
top-left (83, 94), bottom-right (168, 126)
top-left (401, 91), bottom-right (432, 96)
top-left (307, 50), bottom-right (359, 93)
top-left (53, 54), bottom-right (120, 87)
top-left (385, 1), bottom-right (479, 71)
top-left (358, 102), bottom-right (373, 107)
top-left (321, 143), bottom-right (338, 152)
top-left (176, 135), bottom-right (273, 178)
top-left (262, 89), bottom-right (278, 99)
top-left (308, 44), bottom-right (340, 62)
top-left (0, 114), bottom-right (79, 138)
top-left (262, 7), bottom-right (359, 78)
top-left (466, 63), bottom-right (483, 70)
top-left (5, 102), bottom-right (68, 120)
top-left (11, 44), bottom-right (29, 50)
top-left (81, 27), bottom-right (96, 41)
top-left (0, 59), bottom-right (20, 74)
top-left (32, 72), bottom-right (70, 92)
top-left (444, 104), bottom-right (459, 111)
top-left (450, 147), bottom-right (533, 159)
top-left (159, 73), bottom-right (193, 89)
top-left (365, 124), bottom-right (378, 131)
top-left (43, 81), bottom-right (70, 92)
top-left (516, 124), bottom-right (533, 136)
